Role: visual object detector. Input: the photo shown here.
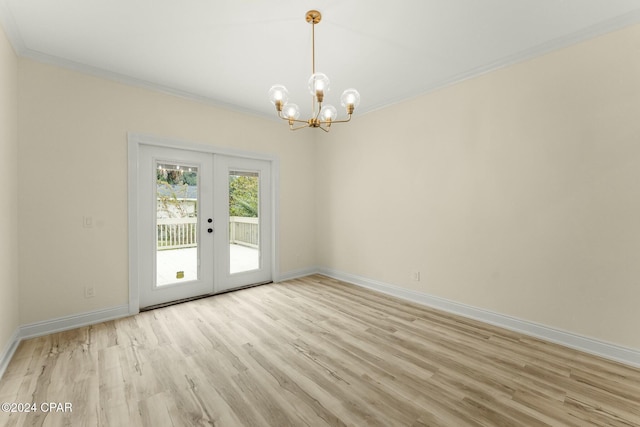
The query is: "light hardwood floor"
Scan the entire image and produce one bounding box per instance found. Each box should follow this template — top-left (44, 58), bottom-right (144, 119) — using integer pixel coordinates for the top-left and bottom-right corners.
top-left (1, 275), bottom-right (639, 426)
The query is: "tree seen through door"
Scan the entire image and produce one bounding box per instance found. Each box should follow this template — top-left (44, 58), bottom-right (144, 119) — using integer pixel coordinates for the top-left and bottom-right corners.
top-left (229, 171), bottom-right (260, 274)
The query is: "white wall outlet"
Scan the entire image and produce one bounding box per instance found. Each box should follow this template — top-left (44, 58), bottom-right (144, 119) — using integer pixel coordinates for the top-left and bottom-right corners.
top-left (83, 216), bottom-right (93, 228)
top-left (412, 271), bottom-right (421, 281)
top-left (84, 286), bottom-right (96, 298)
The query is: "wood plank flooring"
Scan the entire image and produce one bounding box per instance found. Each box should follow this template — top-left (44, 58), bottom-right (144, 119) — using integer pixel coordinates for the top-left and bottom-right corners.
top-left (1, 274), bottom-right (639, 426)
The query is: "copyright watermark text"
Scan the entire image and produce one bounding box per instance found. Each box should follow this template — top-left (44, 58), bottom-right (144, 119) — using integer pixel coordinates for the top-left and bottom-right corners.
top-left (1, 402), bottom-right (73, 413)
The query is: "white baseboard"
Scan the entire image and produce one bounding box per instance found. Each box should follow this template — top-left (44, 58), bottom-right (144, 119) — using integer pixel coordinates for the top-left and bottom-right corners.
top-left (0, 328), bottom-right (20, 380)
top-left (3, 273), bottom-right (639, 379)
top-left (0, 304), bottom-right (131, 380)
top-left (19, 304), bottom-right (131, 340)
top-left (276, 266), bottom-right (320, 282)
top-left (318, 267), bottom-right (640, 369)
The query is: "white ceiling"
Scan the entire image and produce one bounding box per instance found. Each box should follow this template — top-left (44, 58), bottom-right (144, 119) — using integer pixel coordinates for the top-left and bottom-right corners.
top-left (1, 0), bottom-right (640, 119)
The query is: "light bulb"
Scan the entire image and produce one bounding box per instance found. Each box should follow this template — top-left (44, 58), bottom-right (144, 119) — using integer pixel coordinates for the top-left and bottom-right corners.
top-left (340, 89), bottom-right (360, 108)
top-left (308, 73), bottom-right (330, 98)
top-left (283, 103), bottom-right (300, 120)
top-left (268, 85), bottom-right (289, 106)
top-left (320, 105), bottom-right (337, 122)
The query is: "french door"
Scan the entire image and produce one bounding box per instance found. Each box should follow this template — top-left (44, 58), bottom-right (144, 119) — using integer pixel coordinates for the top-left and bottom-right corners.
top-left (137, 144), bottom-right (272, 308)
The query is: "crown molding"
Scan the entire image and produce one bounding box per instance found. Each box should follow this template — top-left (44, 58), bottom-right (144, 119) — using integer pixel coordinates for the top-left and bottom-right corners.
top-left (21, 48), bottom-right (274, 119)
top-left (0, 0), bottom-right (25, 53)
top-left (0, 0), bottom-right (274, 120)
top-left (2, 4), bottom-right (640, 120)
top-left (363, 8), bottom-right (640, 115)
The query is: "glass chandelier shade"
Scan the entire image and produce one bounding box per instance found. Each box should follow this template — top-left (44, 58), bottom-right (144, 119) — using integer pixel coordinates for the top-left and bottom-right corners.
top-left (268, 85), bottom-right (289, 107)
top-left (308, 72), bottom-right (330, 100)
top-left (282, 103), bottom-right (300, 120)
top-left (341, 89), bottom-right (361, 109)
top-left (320, 105), bottom-right (337, 121)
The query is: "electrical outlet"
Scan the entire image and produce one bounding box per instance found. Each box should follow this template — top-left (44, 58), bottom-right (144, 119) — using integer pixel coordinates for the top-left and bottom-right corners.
top-left (84, 286), bottom-right (96, 298)
top-left (412, 271), bottom-right (421, 281)
top-left (83, 216), bottom-right (93, 228)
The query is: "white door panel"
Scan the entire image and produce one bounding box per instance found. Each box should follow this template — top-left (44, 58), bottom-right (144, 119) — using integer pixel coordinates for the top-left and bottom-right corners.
top-left (138, 145), bottom-right (214, 307)
top-left (214, 156), bottom-right (272, 292)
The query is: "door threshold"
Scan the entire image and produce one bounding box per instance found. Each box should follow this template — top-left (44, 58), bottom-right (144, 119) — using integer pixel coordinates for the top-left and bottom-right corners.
top-left (140, 280), bottom-right (273, 312)
top-left (217, 280), bottom-right (273, 296)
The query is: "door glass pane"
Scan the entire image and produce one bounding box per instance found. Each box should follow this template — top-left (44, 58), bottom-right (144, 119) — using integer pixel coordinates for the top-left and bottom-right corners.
top-left (229, 170), bottom-right (260, 274)
top-left (156, 162), bottom-right (199, 286)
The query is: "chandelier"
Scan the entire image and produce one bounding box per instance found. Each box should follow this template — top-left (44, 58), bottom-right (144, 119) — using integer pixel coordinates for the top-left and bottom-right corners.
top-left (268, 10), bottom-right (360, 132)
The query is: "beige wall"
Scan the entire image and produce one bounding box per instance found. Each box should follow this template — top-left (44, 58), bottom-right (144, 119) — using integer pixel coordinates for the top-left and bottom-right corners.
top-left (317, 24), bottom-right (640, 350)
top-left (10, 21), bottom-right (640, 354)
top-left (0, 25), bottom-right (19, 350)
top-left (18, 59), bottom-right (316, 324)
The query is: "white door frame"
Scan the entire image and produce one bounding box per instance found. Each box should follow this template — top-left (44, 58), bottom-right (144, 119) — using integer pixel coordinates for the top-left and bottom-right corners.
top-left (127, 132), bottom-right (280, 315)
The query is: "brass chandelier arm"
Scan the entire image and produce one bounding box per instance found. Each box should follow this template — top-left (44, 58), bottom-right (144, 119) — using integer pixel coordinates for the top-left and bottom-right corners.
top-left (314, 102), bottom-right (323, 121)
top-left (277, 111), bottom-right (309, 125)
top-left (290, 123), bottom-right (312, 131)
top-left (319, 114), bottom-right (352, 125)
top-left (315, 114), bottom-right (352, 132)
top-left (279, 106), bottom-right (350, 124)
top-left (276, 110), bottom-right (315, 131)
